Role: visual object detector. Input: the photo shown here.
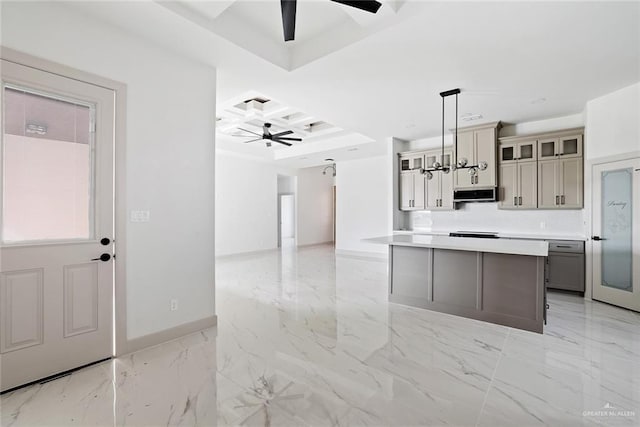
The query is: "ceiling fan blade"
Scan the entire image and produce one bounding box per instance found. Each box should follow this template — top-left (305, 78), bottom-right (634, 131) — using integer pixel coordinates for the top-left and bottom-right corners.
top-left (280, 0), bottom-right (297, 42)
top-left (243, 138), bottom-right (262, 143)
top-left (237, 127), bottom-right (261, 136)
top-left (330, 0), bottom-right (381, 13)
top-left (272, 130), bottom-right (293, 137)
top-left (275, 137), bottom-right (302, 141)
top-left (275, 140), bottom-right (293, 146)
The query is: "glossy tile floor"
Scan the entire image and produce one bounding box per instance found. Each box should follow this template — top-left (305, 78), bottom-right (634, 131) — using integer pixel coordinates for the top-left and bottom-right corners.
top-left (2, 244), bottom-right (640, 426)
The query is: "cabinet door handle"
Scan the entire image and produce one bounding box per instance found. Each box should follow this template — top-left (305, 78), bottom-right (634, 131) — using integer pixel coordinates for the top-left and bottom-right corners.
top-left (561, 195), bottom-right (565, 205)
top-left (555, 195), bottom-right (559, 205)
top-left (519, 196), bottom-right (522, 205)
top-left (514, 196), bottom-right (517, 206)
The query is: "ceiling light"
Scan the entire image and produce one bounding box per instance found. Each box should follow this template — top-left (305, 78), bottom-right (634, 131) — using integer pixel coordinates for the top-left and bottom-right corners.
top-left (405, 123), bottom-right (416, 129)
top-left (300, 157), bottom-right (308, 160)
top-left (324, 158), bottom-right (334, 162)
top-left (421, 89), bottom-right (488, 181)
top-left (531, 97), bottom-right (547, 104)
top-left (347, 148), bottom-right (359, 152)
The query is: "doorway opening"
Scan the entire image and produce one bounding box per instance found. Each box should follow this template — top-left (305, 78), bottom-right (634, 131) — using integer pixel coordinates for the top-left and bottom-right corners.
top-left (277, 174), bottom-right (297, 249)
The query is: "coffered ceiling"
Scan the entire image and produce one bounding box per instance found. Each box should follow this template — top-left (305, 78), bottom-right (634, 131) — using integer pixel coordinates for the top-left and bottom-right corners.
top-left (216, 91), bottom-right (376, 166)
top-left (158, 0), bottom-right (409, 70)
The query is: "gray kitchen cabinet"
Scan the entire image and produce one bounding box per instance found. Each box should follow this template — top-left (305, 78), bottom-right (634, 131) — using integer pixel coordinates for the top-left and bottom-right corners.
top-left (425, 149), bottom-right (454, 210)
top-left (538, 134), bottom-right (583, 160)
top-left (454, 122), bottom-right (500, 189)
top-left (400, 171), bottom-right (425, 211)
top-left (400, 153), bottom-right (424, 172)
top-left (500, 139), bottom-right (537, 163)
top-left (501, 128), bottom-right (583, 210)
top-left (546, 240), bottom-right (585, 292)
top-left (499, 161), bottom-right (537, 209)
top-left (538, 157), bottom-right (583, 209)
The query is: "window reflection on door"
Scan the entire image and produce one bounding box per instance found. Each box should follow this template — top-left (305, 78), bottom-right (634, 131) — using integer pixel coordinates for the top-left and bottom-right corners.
top-left (601, 168), bottom-right (633, 291)
top-left (2, 86), bottom-right (95, 243)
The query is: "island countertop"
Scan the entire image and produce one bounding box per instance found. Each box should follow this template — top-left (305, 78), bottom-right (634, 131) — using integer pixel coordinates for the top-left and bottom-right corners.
top-left (366, 234), bottom-right (549, 257)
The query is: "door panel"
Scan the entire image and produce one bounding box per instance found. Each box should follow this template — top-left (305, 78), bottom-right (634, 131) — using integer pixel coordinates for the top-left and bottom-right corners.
top-left (0, 269), bottom-right (44, 353)
top-left (538, 160), bottom-right (559, 209)
top-left (560, 158), bottom-right (583, 208)
top-left (440, 171), bottom-right (453, 209)
top-left (518, 161), bottom-right (538, 209)
top-left (499, 163), bottom-right (517, 209)
top-left (454, 131), bottom-right (475, 188)
top-left (63, 263), bottom-right (99, 338)
top-left (400, 173), bottom-right (413, 210)
top-left (425, 175), bottom-right (439, 209)
top-left (1, 60), bottom-right (115, 391)
top-left (474, 127), bottom-right (496, 187)
top-left (413, 173), bottom-right (425, 209)
top-left (592, 159), bottom-right (640, 311)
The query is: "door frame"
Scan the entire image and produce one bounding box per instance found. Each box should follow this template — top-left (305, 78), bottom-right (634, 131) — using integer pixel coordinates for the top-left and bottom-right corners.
top-left (585, 150), bottom-right (640, 301)
top-left (0, 47), bottom-right (128, 356)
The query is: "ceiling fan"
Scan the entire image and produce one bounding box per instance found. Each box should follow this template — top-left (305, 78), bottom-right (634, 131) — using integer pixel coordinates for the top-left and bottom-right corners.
top-left (233, 123), bottom-right (302, 147)
top-left (280, 0), bottom-right (383, 41)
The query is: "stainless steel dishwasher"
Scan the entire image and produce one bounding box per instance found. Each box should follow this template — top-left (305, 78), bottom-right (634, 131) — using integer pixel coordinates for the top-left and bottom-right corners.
top-left (545, 240), bottom-right (585, 293)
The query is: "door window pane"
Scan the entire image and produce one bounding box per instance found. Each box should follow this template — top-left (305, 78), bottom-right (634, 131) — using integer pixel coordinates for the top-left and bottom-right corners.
top-left (562, 138), bottom-right (578, 155)
top-left (2, 86), bottom-right (94, 243)
top-left (502, 146), bottom-right (514, 161)
top-left (540, 141), bottom-right (556, 157)
top-left (520, 144), bottom-right (533, 160)
top-left (601, 168), bottom-right (633, 291)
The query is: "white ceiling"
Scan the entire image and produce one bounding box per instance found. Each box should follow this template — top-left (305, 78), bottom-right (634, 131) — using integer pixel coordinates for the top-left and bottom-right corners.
top-left (64, 1), bottom-right (640, 168)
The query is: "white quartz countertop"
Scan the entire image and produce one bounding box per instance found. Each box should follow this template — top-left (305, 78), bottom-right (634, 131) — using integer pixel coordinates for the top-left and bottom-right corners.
top-left (367, 234), bottom-right (549, 256)
top-left (393, 229), bottom-right (587, 241)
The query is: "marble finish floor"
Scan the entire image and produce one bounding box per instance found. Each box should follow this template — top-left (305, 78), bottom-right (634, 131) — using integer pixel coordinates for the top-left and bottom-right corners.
top-left (2, 244), bottom-right (640, 426)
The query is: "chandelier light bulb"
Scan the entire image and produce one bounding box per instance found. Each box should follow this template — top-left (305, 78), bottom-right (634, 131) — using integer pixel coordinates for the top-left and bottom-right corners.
top-left (478, 161), bottom-right (488, 171)
top-left (425, 171), bottom-right (433, 180)
top-left (433, 161), bottom-right (441, 169)
top-left (458, 158), bottom-right (468, 167)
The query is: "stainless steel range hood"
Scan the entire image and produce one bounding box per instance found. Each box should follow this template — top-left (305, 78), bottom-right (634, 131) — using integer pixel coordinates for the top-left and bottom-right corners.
top-left (453, 187), bottom-right (497, 203)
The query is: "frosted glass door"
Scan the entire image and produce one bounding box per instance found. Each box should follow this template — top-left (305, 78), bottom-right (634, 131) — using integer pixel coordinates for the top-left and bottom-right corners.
top-left (592, 159), bottom-right (640, 311)
top-left (600, 168), bottom-right (633, 291)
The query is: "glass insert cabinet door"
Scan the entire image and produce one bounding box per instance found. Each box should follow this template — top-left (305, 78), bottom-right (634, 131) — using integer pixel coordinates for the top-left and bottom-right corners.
top-left (601, 168), bottom-right (633, 291)
top-left (592, 158), bottom-right (640, 312)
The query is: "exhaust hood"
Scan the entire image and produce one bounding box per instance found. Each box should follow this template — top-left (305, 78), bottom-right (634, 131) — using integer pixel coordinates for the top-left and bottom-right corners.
top-left (453, 187), bottom-right (497, 203)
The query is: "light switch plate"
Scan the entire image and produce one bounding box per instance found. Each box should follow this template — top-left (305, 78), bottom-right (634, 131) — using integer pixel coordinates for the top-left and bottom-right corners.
top-left (130, 210), bottom-right (150, 222)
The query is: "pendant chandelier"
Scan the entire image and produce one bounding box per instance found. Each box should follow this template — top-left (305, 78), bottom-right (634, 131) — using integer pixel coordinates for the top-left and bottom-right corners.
top-left (423, 88), bottom-right (487, 180)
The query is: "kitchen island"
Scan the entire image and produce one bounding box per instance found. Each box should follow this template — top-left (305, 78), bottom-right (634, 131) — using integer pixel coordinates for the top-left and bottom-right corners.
top-left (367, 234), bottom-right (549, 333)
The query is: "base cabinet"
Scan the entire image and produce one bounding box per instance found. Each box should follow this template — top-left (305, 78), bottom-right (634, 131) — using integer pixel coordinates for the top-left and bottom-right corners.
top-left (545, 240), bottom-right (585, 292)
top-left (389, 245), bottom-right (545, 333)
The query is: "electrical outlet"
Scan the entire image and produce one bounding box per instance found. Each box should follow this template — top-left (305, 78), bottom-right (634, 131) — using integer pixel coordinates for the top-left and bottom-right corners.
top-left (539, 221), bottom-right (547, 230)
top-left (170, 299), bottom-right (178, 311)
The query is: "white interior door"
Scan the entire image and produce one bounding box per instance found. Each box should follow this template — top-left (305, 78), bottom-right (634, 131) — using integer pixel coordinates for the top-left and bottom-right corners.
top-left (592, 158), bottom-right (640, 312)
top-left (0, 60), bottom-right (115, 392)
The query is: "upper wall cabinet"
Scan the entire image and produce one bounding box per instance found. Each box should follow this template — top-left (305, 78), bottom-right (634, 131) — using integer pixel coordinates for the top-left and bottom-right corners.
top-left (400, 153), bottom-right (424, 172)
top-left (453, 122), bottom-right (501, 189)
top-left (499, 140), bottom-right (537, 163)
top-left (499, 128), bottom-right (584, 210)
top-left (538, 134), bottom-right (583, 160)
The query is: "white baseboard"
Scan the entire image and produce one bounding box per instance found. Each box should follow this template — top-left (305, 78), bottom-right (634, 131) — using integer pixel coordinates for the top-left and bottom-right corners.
top-left (335, 249), bottom-right (388, 261)
top-left (122, 315), bottom-right (217, 355)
